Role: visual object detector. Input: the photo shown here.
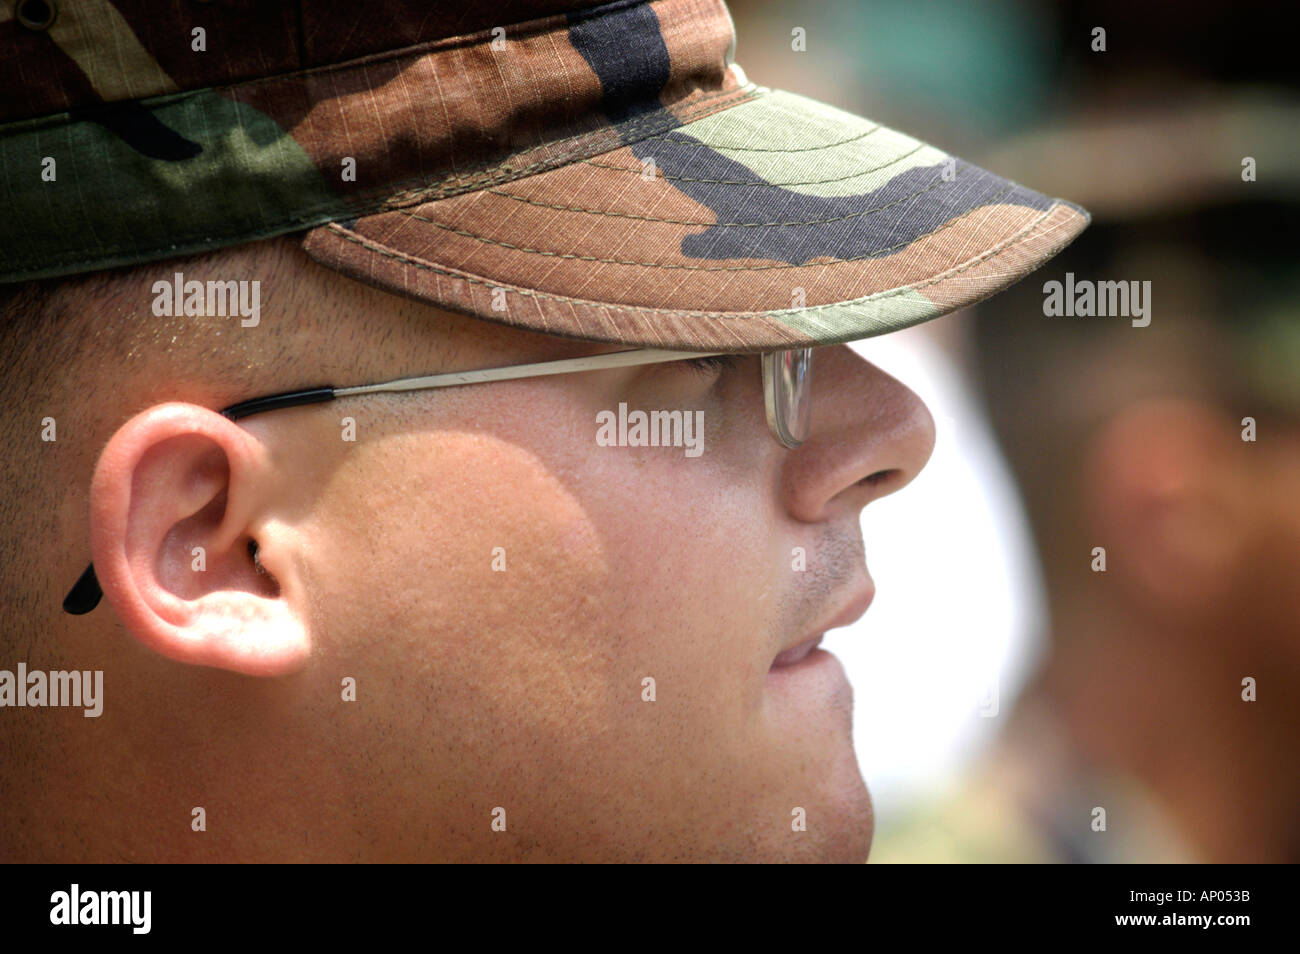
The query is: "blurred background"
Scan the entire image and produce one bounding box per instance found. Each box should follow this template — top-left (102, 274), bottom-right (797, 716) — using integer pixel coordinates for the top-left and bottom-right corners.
top-left (725, 0), bottom-right (1299, 862)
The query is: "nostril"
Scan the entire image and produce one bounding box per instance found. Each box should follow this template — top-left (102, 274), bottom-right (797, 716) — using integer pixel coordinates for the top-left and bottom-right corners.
top-left (858, 469), bottom-right (891, 488)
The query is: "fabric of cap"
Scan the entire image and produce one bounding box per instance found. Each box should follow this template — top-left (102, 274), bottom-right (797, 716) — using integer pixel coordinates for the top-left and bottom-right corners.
top-left (0, 0), bottom-right (1090, 351)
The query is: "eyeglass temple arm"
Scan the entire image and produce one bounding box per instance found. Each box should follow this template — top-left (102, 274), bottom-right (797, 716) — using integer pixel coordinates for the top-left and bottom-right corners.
top-left (63, 348), bottom-right (732, 614)
top-left (62, 386), bottom-right (337, 615)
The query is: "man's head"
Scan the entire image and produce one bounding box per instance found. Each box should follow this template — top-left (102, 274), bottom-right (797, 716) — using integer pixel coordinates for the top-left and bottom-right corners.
top-left (1, 0), bottom-right (1086, 862)
top-left (1, 236), bottom-right (937, 861)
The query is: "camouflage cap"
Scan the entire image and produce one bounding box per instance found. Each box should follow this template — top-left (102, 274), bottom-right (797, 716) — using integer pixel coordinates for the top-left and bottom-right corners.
top-left (1, 0), bottom-right (1089, 351)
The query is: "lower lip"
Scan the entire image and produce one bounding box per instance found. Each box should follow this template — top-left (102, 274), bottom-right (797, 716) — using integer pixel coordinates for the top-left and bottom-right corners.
top-left (765, 646), bottom-right (851, 707)
top-left (770, 634), bottom-right (824, 669)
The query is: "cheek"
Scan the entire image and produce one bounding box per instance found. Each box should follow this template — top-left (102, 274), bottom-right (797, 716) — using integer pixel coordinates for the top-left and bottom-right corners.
top-left (299, 402), bottom-right (839, 859)
top-left (304, 428), bottom-right (628, 838)
top-left (586, 453), bottom-right (775, 711)
top-left (566, 447), bottom-right (780, 782)
top-left (308, 423), bottom-right (772, 698)
top-left (311, 428), bottom-right (611, 692)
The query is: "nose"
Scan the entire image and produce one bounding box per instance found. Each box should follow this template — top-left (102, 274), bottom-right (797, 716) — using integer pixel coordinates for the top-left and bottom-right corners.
top-left (781, 344), bottom-right (936, 523)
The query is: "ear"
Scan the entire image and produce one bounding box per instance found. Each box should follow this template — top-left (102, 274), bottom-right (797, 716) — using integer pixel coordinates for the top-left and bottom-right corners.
top-left (1084, 398), bottom-right (1251, 621)
top-left (89, 402), bottom-right (310, 676)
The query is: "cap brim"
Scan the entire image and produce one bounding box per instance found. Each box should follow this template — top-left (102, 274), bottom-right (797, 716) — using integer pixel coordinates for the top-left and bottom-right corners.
top-left (302, 86), bottom-right (1089, 351)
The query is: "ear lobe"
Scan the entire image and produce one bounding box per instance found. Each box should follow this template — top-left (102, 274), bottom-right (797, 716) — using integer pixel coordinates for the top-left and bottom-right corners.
top-left (89, 402), bottom-right (310, 676)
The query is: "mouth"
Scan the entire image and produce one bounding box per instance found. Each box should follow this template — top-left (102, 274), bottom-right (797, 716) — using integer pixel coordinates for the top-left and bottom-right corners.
top-left (768, 585), bottom-right (875, 672)
top-left (771, 634), bottom-right (824, 668)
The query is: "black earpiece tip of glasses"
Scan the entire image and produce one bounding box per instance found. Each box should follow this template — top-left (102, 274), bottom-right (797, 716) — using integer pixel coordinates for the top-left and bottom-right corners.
top-left (63, 563), bottom-right (103, 615)
top-left (221, 386), bottom-right (336, 421)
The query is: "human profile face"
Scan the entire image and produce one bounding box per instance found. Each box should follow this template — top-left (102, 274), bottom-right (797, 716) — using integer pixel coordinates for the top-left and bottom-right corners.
top-left (279, 280), bottom-right (936, 862)
top-left (72, 244), bottom-right (935, 862)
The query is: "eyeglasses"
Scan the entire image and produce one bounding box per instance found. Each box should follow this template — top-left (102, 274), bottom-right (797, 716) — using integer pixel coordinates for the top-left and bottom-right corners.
top-left (61, 346), bottom-right (813, 614)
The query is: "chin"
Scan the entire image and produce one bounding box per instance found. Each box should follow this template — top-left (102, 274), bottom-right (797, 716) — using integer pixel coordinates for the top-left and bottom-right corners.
top-left (823, 776), bottom-right (875, 863)
top-left (751, 766), bottom-right (873, 863)
top-left (806, 745), bottom-right (875, 863)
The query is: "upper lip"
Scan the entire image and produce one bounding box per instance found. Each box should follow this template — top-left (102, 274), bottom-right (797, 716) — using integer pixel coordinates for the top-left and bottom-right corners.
top-left (774, 583), bottom-right (875, 663)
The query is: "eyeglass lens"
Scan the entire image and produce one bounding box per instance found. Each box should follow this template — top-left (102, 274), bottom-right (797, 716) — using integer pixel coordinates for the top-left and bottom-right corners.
top-left (763, 348), bottom-right (813, 448)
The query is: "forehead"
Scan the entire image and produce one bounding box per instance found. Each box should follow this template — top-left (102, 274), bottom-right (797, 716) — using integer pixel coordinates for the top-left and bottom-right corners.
top-left (61, 236), bottom-right (618, 405)
top-left (240, 239), bottom-right (625, 375)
